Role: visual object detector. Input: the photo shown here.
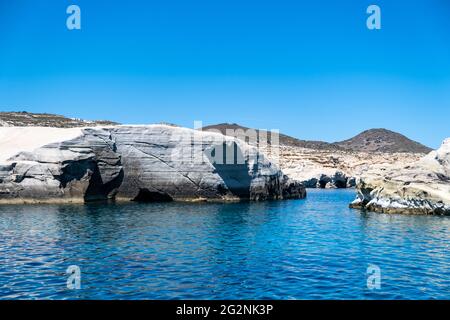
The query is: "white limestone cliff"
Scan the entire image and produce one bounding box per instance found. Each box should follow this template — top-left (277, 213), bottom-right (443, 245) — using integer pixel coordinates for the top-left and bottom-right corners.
top-left (0, 126), bottom-right (305, 203)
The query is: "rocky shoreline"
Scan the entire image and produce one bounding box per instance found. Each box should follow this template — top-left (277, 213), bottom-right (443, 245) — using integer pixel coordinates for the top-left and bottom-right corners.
top-left (350, 139), bottom-right (450, 215)
top-left (276, 145), bottom-right (422, 190)
top-left (0, 125), bottom-right (305, 204)
top-left (1, 112), bottom-right (448, 215)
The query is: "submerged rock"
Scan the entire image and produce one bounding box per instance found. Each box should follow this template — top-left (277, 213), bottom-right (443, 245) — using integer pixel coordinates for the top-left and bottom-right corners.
top-left (0, 125), bottom-right (305, 203)
top-left (350, 138), bottom-right (450, 215)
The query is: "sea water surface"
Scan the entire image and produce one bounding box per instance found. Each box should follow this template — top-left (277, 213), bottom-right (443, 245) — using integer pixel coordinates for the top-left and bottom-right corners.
top-left (0, 190), bottom-right (449, 300)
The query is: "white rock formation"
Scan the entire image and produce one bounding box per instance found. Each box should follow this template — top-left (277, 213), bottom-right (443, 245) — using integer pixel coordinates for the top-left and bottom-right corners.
top-left (0, 127), bottom-right (83, 163)
top-left (0, 125), bottom-right (305, 203)
top-left (270, 145), bottom-right (423, 189)
top-left (350, 139), bottom-right (450, 215)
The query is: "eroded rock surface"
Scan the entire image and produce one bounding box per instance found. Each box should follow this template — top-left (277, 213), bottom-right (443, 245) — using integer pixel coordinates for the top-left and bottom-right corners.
top-left (350, 139), bottom-right (450, 215)
top-left (0, 126), bottom-right (305, 203)
top-left (268, 145), bottom-right (422, 189)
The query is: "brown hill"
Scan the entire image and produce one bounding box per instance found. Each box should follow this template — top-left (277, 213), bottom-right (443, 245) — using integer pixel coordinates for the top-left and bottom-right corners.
top-left (202, 123), bottom-right (431, 154)
top-left (333, 128), bottom-right (432, 154)
top-left (201, 123), bottom-right (342, 151)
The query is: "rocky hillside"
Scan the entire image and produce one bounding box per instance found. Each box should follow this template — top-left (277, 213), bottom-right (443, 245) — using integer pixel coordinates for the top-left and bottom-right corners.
top-left (0, 111), bottom-right (118, 128)
top-left (278, 145), bottom-right (422, 189)
top-left (334, 128), bottom-right (432, 154)
top-left (202, 123), bottom-right (342, 151)
top-left (0, 114), bottom-right (432, 190)
top-left (2, 116), bottom-right (430, 153)
top-left (202, 123), bottom-right (431, 153)
top-left (202, 123), bottom-right (430, 188)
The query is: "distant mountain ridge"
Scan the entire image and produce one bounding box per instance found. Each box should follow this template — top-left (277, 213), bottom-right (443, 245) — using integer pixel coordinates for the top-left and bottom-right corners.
top-left (202, 123), bottom-right (432, 154)
top-left (201, 123), bottom-right (342, 151)
top-left (0, 113), bottom-right (432, 153)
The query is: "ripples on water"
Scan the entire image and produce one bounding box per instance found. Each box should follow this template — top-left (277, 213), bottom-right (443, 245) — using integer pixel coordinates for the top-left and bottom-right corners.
top-left (0, 189), bottom-right (449, 300)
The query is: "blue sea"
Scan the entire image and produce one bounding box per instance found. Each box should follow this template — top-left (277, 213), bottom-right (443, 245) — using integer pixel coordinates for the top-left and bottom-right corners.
top-left (0, 189), bottom-right (449, 300)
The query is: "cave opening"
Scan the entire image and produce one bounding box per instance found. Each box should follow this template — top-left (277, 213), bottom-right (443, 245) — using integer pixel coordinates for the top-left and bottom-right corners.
top-left (334, 180), bottom-right (347, 188)
top-left (133, 188), bottom-right (173, 203)
top-left (318, 180), bottom-right (328, 188)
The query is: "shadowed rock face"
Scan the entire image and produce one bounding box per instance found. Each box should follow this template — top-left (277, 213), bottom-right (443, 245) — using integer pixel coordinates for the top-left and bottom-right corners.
top-left (210, 142), bottom-right (253, 198)
top-left (133, 189), bottom-right (173, 202)
top-left (350, 138), bottom-right (450, 215)
top-left (0, 125), bottom-right (306, 203)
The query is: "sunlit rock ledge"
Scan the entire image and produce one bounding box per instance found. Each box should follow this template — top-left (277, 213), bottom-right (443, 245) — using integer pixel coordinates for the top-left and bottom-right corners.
top-left (0, 125), bottom-right (305, 204)
top-left (350, 138), bottom-right (450, 215)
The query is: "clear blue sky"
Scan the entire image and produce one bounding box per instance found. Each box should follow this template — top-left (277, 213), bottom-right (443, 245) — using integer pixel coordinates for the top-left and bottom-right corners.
top-left (1, 0), bottom-right (449, 148)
